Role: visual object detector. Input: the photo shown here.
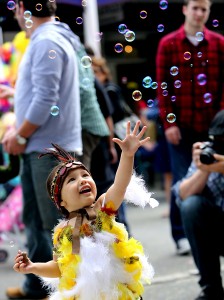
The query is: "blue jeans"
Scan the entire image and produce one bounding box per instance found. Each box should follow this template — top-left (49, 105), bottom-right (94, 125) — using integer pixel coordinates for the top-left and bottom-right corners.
top-left (179, 195), bottom-right (224, 295)
top-left (168, 129), bottom-right (207, 244)
top-left (21, 153), bottom-right (61, 298)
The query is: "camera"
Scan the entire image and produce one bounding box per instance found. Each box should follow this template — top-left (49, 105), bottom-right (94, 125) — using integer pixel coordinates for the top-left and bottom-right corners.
top-left (200, 139), bottom-right (224, 164)
top-left (200, 142), bottom-right (216, 164)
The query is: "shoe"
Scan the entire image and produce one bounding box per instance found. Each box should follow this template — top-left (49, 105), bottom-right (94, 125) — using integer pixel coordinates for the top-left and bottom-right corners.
top-left (6, 287), bottom-right (49, 299)
top-left (176, 238), bottom-right (191, 255)
top-left (195, 287), bottom-right (224, 300)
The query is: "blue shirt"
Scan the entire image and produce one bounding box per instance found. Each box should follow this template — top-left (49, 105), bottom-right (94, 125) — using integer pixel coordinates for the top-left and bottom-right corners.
top-left (15, 21), bottom-right (82, 153)
top-left (173, 161), bottom-right (224, 211)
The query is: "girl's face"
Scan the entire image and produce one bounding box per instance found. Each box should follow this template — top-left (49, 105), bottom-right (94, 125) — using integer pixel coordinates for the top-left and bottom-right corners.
top-left (60, 168), bottom-right (97, 212)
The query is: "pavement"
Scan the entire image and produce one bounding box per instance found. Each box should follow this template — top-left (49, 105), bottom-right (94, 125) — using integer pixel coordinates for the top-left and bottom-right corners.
top-left (0, 189), bottom-right (223, 300)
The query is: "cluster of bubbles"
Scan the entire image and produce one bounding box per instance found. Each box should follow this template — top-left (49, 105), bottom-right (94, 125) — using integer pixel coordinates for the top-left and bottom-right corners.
top-left (50, 105), bottom-right (60, 116)
top-left (24, 10), bottom-right (33, 29)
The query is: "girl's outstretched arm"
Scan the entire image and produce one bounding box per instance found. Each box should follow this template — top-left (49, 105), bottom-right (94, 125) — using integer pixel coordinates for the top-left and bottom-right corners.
top-left (104, 120), bottom-right (149, 209)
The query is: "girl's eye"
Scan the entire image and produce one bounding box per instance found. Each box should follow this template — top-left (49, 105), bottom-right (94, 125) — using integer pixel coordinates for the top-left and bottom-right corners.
top-left (83, 173), bottom-right (89, 178)
top-left (68, 177), bottom-right (75, 183)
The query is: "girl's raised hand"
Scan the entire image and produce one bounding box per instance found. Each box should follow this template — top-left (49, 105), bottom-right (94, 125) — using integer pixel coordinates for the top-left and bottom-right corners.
top-left (13, 250), bottom-right (33, 274)
top-left (112, 120), bottom-right (150, 157)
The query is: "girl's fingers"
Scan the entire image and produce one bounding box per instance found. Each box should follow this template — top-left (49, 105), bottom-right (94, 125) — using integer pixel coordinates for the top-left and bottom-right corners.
top-left (140, 137), bottom-right (150, 145)
top-left (137, 125), bottom-right (147, 139)
top-left (132, 120), bottom-right (141, 135)
top-left (126, 121), bottom-right (131, 135)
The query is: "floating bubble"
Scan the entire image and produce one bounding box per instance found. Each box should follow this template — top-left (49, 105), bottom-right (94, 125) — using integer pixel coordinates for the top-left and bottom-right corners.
top-left (35, 3), bottom-right (42, 11)
top-left (170, 66), bottom-right (179, 76)
top-left (121, 77), bottom-right (128, 84)
top-left (197, 52), bottom-right (202, 58)
top-left (55, 16), bottom-right (60, 22)
top-left (82, 0), bottom-right (87, 6)
top-left (171, 95), bottom-right (176, 102)
top-left (196, 32), bottom-right (204, 42)
top-left (159, 0), bottom-right (168, 10)
top-left (167, 113), bottom-right (176, 123)
top-left (212, 19), bottom-right (219, 27)
top-left (140, 10), bottom-right (147, 19)
top-left (48, 50), bottom-right (57, 59)
top-left (80, 55), bottom-right (92, 68)
top-left (132, 90), bottom-right (142, 101)
top-left (25, 19), bottom-right (33, 29)
top-left (7, 0), bottom-right (16, 10)
top-left (190, 63), bottom-right (193, 67)
top-left (82, 77), bottom-right (91, 89)
top-left (151, 82), bottom-right (158, 89)
top-left (142, 76), bottom-right (152, 88)
top-left (114, 43), bottom-right (123, 53)
top-left (118, 24), bottom-right (127, 34)
top-left (161, 82), bottom-right (167, 89)
top-left (184, 51), bottom-right (191, 60)
top-left (24, 10), bottom-right (32, 19)
top-left (51, 105), bottom-right (59, 116)
top-left (197, 73), bottom-right (207, 86)
top-left (9, 240), bottom-right (15, 247)
top-left (76, 17), bottom-right (83, 25)
top-left (147, 99), bottom-right (154, 107)
top-left (95, 32), bottom-right (103, 42)
top-left (162, 90), bottom-right (168, 96)
top-left (174, 80), bottom-right (181, 88)
top-left (157, 24), bottom-right (164, 32)
top-left (124, 30), bottom-right (135, 42)
top-left (203, 93), bottom-right (212, 104)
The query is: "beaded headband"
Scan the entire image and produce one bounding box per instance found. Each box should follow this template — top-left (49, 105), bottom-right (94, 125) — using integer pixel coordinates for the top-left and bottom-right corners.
top-left (39, 143), bottom-right (90, 211)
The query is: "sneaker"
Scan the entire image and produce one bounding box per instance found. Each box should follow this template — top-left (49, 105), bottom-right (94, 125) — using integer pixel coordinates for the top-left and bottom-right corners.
top-left (6, 287), bottom-right (49, 299)
top-left (176, 238), bottom-right (191, 256)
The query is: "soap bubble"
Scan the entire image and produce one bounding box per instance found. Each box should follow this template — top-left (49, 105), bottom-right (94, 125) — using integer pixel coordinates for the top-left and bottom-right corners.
top-left (171, 95), bottom-right (176, 102)
top-left (118, 24), bottom-right (127, 34)
top-left (24, 10), bottom-right (32, 20)
top-left (147, 99), bottom-right (154, 107)
top-left (212, 19), bottom-right (219, 27)
top-left (159, 0), bottom-right (168, 10)
top-left (80, 56), bottom-right (92, 68)
top-left (170, 66), bottom-right (179, 76)
top-left (157, 24), bottom-right (164, 32)
top-left (174, 80), bottom-right (181, 88)
top-left (161, 82), bottom-right (167, 89)
top-left (140, 10), bottom-right (147, 19)
top-left (203, 93), bottom-right (212, 104)
top-left (184, 51), bottom-right (191, 60)
top-left (35, 3), bottom-right (42, 11)
top-left (151, 82), bottom-right (158, 89)
top-left (114, 43), bottom-right (123, 53)
top-left (124, 30), bottom-right (135, 42)
top-left (50, 105), bottom-right (59, 116)
top-left (167, 113), bottom-right (176, 123)
top-left (76, 17), bottom-right (83, 25)
top-left (197, 52), bottom-right (202, 58)
top-left (197, 73), bottom-right (207, 86)
top-left (196, 32), bottom-right (204, 42)
top-left (25, 19), bottom-right (33, 29)
top-left (7, 0), bottom-right (16, 10)
top-left (142, 76), bottom-right (152, 88)
top-left (48, 50), bottom-right (57, 59)
top-left (162, 90), bottom-right (168, 96)
top-left (132, 90), bottom-right (142, 101)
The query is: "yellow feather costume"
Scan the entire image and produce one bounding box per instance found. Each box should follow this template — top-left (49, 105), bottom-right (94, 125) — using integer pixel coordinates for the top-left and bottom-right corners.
top-left (45, 202), bottom-right (154, 300)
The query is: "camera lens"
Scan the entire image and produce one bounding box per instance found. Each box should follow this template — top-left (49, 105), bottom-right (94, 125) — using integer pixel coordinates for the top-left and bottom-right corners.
top-left (200, 149), bottom-right (216, 164)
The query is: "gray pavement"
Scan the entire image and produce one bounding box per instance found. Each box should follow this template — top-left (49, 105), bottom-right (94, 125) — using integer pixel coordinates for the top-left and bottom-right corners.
top-left (0, 189), bottom-right (223, 300)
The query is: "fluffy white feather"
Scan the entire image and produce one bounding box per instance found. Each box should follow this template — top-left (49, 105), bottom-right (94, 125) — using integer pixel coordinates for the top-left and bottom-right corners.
top-left (124, 171), bottom-right (159, 208)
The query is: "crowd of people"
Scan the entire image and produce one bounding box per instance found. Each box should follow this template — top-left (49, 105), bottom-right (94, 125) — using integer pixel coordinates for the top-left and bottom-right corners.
top-left (0, 0), bottom-right (223, 299)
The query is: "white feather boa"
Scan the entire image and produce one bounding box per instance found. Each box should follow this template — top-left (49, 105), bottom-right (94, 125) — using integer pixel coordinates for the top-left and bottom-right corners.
top-left (124, 171), bottom-right (159, 208)
top-left (42, 230), bottom-right (154, 300)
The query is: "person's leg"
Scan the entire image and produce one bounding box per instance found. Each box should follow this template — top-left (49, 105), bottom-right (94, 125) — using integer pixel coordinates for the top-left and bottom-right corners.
top-left (180, 195), bottom-right (224, 299)
top-left (80, 130), bottom-right (100, 170)
top-left (168, 139), bottom-right (192, 246)
top-left (21, 153), bottom-right (61, 297)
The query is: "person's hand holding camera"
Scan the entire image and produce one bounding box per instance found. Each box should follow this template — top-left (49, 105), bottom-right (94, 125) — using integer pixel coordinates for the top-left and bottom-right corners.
top-left (192, 142), bottom-right (224, 174)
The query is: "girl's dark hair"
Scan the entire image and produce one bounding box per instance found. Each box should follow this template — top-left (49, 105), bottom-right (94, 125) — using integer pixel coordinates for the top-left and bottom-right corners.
top-left (18, 0), bottom-right (57, 17)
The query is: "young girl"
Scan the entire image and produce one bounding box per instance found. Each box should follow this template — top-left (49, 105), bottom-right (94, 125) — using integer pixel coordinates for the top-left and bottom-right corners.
top-left (13, 121), bottom-right (155, 300)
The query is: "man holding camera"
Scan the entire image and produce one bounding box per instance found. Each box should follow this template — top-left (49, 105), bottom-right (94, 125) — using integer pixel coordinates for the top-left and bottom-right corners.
top-left (174, 110), bottom-right (224, 300)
